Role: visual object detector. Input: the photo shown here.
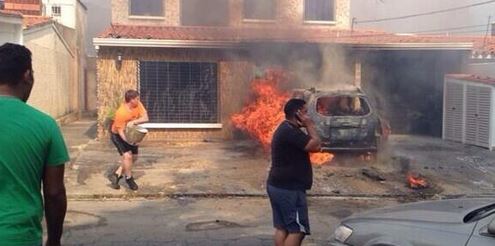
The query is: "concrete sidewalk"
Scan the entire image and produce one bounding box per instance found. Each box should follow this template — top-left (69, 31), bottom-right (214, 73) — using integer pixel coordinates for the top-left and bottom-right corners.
top-left (61, 118), bottom-right (495, 200)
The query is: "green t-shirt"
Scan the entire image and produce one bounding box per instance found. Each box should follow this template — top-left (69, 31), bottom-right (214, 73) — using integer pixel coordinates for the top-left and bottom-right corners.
top-left (0, 96), bottom-right (69, 246)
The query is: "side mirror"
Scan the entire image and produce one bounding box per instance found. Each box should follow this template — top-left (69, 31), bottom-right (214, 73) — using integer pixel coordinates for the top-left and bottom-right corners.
top-left (488, 218), bottom-right (495, 235)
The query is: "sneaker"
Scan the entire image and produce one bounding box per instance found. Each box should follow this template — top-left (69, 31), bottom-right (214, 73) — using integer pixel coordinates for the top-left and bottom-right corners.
top-left (108, 173), bottom-right (122, 189)
top-left (126, 176), bottom-right (139, 190)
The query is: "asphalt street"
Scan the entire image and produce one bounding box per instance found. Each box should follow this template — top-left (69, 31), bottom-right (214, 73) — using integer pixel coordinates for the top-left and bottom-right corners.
top-left (54, 118), bottom-right (495, 245)
top-left (51, 197), bottom-right (398, 245)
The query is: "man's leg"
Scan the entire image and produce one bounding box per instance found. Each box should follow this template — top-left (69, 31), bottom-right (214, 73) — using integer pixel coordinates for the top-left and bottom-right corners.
top-left (122, 151), bottom-right (138, 190)
top-left (114, 166), bottom-right (123, 177)
top-left (284, 232), bottom-right (305, 246)
top-left (122, 151), bottom-right (133, 177)
top-left (274, 228), bottom-right (288, 246)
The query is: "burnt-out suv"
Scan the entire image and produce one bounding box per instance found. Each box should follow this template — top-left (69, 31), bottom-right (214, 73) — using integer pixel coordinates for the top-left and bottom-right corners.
top-left (293, 88), bottom-right (389, 153)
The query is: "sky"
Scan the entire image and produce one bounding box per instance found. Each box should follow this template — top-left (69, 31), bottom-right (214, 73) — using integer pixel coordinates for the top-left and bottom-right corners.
top-left (351, 0), bottom-right (494, 35)
top-left (80, 0), bottom-right (111, 56)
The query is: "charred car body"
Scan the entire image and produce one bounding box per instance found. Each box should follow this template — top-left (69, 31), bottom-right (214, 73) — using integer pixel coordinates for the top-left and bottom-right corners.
top-left (293, 88), bottom-right (389, 153)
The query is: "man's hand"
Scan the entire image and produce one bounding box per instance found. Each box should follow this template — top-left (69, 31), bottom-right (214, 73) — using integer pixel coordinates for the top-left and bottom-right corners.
top-left (127, 121), bottom-right (136, 127)
top-left (295, 110), bottom-right (314, 128)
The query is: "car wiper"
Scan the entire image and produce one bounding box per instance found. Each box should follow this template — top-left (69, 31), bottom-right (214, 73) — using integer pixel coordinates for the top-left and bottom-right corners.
top-left (464, 203), bottom-right (495, 223)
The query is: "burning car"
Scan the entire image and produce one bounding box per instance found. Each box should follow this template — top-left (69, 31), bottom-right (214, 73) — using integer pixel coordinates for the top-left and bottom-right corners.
top-left (293, 88), bottom-right (389, 153)
top-left (329, 198), bottom-right (495, 246)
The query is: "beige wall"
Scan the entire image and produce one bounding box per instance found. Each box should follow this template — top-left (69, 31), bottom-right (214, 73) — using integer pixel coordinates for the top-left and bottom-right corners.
top-left (112, 0), bottom-right (350, 28)
top-left (85, 57), bottom-right (97, 112)
top-left (76, 1), bottom-right (87, 112)
top-left (24, 25), bottom-right (77, 118)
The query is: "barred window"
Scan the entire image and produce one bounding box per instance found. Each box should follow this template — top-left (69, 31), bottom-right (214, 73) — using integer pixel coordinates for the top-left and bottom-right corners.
top-left (304, 0), bottom-right (334, 21)
top-left (51, 5), bottom-right (61, 16)
top-left (181, 0), bottom-right (228, 26)
top-left (243, 0), bottom-right (275, 20)
top-left (139, 61), bottom-right (219, 124)
top-left (129, 0), bottom-right (163, 17)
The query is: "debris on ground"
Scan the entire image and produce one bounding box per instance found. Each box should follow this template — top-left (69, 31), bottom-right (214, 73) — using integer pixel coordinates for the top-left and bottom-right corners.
top-left (361, 168), bottom-right (386, 181)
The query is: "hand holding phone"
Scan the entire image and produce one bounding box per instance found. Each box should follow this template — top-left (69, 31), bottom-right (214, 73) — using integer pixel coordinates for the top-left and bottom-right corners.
top-left (295, 110), bottom-right (304, 127)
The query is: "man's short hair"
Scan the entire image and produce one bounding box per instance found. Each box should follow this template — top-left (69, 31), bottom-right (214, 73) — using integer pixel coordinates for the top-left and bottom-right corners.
top-left (284, 98), bottom-right (306, 119)
top-left (124, 89), bottom-right (139, 102)
top-left (0, 43), bottom-right (32, 86)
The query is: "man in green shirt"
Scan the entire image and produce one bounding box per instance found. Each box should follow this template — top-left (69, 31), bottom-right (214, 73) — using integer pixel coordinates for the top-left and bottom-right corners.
top-left (0, 43), bottom-right (69, 246)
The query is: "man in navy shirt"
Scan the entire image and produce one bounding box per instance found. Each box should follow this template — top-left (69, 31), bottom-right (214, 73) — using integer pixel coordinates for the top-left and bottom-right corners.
top-left (267, 98), bottom-right (322, 246)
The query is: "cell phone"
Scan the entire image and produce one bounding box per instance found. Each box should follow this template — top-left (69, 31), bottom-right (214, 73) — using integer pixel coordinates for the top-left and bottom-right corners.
top-left (295, 114), bottom-right (302, 122)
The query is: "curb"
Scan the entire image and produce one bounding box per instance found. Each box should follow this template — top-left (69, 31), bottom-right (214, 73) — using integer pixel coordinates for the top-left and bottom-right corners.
top-left (66, 192), bottom-right (495, 201)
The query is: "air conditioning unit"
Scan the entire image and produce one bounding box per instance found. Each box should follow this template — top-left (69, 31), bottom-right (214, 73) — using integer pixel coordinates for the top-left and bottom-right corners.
top-left (443, 74), bottom-right (495, 150)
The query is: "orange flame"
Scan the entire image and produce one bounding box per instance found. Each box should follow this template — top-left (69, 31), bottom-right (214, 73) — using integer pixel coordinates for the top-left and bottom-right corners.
top-left (231, 68), bottom-right (333, 165)
top-left (407, 172), bottom-right (428, 189)
top-left (231, 68), bottom-right (289, 151)
top-left (310, 152), bottom-right (334, 165)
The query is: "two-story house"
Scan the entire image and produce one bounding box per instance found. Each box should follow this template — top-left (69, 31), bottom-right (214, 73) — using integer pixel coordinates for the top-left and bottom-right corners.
top-left (94, 0), bottom-right (493, 140)
top-left (94, 0), bottom-right (354, 140)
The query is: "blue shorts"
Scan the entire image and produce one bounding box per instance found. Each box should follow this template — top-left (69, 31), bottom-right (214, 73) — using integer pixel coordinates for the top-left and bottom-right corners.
top-left (267, 184), bottom-right (310, 235)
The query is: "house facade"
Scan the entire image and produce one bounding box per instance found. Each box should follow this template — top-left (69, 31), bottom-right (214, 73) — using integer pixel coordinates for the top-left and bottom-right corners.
top-left (4, 0), bottom-right (42, 15)
top-left (95, 0), bottom-right (352, 140)
top-left (95, 0), bottom-right (490, 140)
top-left (1, 0), bottom-right (88, 122)
top-left (23, 19), bottom-right (78, 120)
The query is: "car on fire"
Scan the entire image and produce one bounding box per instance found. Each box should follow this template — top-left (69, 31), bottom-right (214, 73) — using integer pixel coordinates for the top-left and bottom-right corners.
top-left (329, 198), bottom-right (495, 246)
top-left (292, 88), bottom-right (389, 153)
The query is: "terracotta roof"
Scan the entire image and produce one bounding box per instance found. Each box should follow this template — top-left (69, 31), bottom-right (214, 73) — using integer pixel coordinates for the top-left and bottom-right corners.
top-left (98, 24), bottom-right (396, 42)
top-left (98, 24), bottom-right (495, 54)
top-left (23, 15), bottom-right (52, 29)
top-left (446, 74), bottom-right (495, 85)
top-left (0, 9), bottom-right (22, 18)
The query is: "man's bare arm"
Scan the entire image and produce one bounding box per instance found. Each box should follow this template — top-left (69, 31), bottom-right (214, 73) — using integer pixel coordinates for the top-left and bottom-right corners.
top-left (43, 164), bottom-right (67, 246)
top-left (118, 127), bottom-right (127, 142)
top-left (132, 111), bottom-right (149, 125)
top-left (296, 110), bottom-right (322, 152)
top-left (304, 122), bottom-right (322, 152)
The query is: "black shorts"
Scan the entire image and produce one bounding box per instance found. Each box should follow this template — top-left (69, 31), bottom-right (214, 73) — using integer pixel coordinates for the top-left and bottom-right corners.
top-left (111, 133), bottom-right (138, 155)
top-left (267, 184), bottom-right (310, 235)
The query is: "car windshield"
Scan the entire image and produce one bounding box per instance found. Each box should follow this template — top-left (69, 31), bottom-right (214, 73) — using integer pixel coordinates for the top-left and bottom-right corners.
top-left (316, 95), bottom-right (370, 116)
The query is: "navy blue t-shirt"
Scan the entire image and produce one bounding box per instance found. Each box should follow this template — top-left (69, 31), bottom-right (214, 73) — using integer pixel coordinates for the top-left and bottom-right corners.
top-left (267, 120), bottom-right (312, 190)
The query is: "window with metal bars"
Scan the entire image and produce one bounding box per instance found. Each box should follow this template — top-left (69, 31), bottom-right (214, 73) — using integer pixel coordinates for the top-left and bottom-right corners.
top-left (243, 0), bottom-right (275, 20)
top-left (51, 5), bottom-right (61, 16)
top-left (304, 0), bottom-right (334, 21)
top-left (139, 61), bottom-right (219, 124)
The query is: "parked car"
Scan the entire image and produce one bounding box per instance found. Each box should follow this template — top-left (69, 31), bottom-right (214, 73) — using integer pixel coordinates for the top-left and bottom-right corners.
top-left (329, 198), bottom-right (495, 246)
top-left (292, 88), bottom-right (389, 153)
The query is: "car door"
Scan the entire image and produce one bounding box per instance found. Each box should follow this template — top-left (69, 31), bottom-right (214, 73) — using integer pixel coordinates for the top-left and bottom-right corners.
top-left (465, 214), bottom-right (495, 245)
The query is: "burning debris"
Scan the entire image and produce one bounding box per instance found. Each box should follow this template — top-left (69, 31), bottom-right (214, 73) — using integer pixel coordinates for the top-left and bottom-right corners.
top-left (407, 172), bottom-right (428, 189)
top-left (231, 68), bottom-right (333, 165)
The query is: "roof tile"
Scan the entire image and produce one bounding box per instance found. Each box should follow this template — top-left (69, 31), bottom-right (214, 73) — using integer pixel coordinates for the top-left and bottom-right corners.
top-left (23, 15), bottom-right (52, 29)
top-left (98, 24), bottom-right (495, 53)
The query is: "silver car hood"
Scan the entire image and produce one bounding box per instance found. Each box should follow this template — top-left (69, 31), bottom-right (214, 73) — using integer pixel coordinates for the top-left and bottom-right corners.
top-left (345, 198), bottom-right (495, 224)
